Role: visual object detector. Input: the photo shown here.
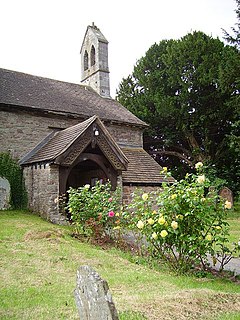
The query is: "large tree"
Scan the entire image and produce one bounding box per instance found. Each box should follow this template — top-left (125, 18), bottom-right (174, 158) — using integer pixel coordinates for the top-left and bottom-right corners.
top-left (116, 31), bottom-right (240, 193)
top-left (221, 0), bottom-right (240, 194)
top-left (223, 0), bottom-right (240, 49)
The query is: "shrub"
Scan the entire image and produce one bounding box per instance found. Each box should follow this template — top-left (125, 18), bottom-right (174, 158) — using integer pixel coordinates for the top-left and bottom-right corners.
top-left (67, 181), bottom-right (122, 240)
top-left (124, 164), bottom-right (239, 273)
top-left (0, 152), bottom-right (27, 209)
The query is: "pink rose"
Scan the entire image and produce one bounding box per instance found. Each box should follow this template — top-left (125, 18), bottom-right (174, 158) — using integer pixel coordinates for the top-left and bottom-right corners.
top-left (108, 197), bottom-right (113, 202)
top-left (108, 211), bottom-right (115, 217)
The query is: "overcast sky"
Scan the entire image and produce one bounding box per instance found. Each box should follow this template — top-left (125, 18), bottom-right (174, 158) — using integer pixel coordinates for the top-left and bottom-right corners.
top-left (0, 0), bottom-right (237, 97)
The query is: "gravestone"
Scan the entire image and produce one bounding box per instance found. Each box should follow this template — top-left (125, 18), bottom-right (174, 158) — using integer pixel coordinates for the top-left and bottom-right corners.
top-left (219, 187), bottom-right (233, 207)
top-left (74, 265), bottom-right (119, 320)
top-left (0, 177), bottom-right (11, 210)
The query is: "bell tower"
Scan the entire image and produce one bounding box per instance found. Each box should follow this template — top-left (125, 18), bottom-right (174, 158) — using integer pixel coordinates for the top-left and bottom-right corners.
top-left (80, 23), bottom-right (111, 98)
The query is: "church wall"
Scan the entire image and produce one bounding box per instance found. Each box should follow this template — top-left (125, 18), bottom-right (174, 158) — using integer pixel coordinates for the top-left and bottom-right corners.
top-left (122, 185), bottom-right (162, 206)
top-left (0, 110), bottom-right (80, 160)
top-left (0, 109), bottom-right (143, 160)
top-left (23, 163), bottom-right (65, 223)
top-left (106, 123), bottom-right (143, 148)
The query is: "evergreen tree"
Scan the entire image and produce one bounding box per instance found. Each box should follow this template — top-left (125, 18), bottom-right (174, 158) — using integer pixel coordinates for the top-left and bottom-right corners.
top-left (223, 0), bottom-right (240, 49)
top-left (117, 32), bottom-right (240, 194)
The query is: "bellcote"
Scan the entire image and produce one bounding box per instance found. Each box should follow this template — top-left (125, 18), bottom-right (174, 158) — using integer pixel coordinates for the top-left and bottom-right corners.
top-left (80, 23), bottom-right (111, 98)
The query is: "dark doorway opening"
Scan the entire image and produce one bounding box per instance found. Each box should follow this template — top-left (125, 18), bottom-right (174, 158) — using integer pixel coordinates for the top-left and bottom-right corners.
top-left (66, 159), bottom-right (107, 190)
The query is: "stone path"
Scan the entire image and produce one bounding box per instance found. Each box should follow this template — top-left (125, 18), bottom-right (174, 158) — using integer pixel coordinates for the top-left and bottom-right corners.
top-left (123, 232), bottom-right (240, 275)
top-left (209, 256), bottom-right (240, 276)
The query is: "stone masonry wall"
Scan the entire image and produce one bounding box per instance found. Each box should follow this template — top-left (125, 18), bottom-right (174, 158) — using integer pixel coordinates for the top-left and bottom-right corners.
top-left (123, 185), bottom-right (162, 206)
top-left (23, 164), bottom-right (64, 223)
top-left (0, 109), bottom-right (143, 160)
top-left (106, 123), bottom-right (143, 148)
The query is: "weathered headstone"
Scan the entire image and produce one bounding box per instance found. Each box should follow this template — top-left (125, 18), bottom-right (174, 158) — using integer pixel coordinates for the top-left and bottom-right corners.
top-left (0, 177), bottom-right (11, 210)
top-left (74, 265), bottom-right (119, 320)
top-left (219, 187), bottom-right (233, 207)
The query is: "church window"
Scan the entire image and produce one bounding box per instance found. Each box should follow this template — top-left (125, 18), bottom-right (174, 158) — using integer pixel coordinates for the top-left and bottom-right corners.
top-left (90, 45), bottom-right (96, 66)
top-left (84, 50), bottom-right (88, 71)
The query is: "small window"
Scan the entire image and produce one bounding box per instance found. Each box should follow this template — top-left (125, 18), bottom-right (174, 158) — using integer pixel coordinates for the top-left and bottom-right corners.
top-left (90, 45), bottom-right (96, 66)
top-left (84, 50), bottom-right (88, 71)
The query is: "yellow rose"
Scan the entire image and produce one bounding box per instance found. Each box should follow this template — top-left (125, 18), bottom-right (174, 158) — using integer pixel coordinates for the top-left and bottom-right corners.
top-left (161, 167), bottom-right (168, 174)
top-left (160, 230), bottom-right (168, 238)
top-left (142, 193), bottom-right (148, 201)
top-left (152, 232), bottom-right (158, 240)
top-left (196, 175), bottom-right (205, 184)
top-left (158, 216), bottom-right (166, 225)
top-left (137, 220), bottom-right (144, 229)
top-left (205, 234), bottom-right (212, 241)
top-left (224, 200), bottom-right (232, 209)
top-left (171, 221), bottom-right (178, 230)
top-left (171, 194), bottom-right (177, 200)
top-left (152, 210), bottom-right (157, 215)
top-left (147, 218), bottom-right (155, 225)
top-left (115, 212), bottom-right (120, 217)
top-left (176, 214), bottom-right (183, 220)
top-left (195, 162), bottom-right (203, 169)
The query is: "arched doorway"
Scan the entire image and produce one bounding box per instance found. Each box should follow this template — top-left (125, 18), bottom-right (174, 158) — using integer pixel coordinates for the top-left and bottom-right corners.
top-left (60, 145), bottom-right (118, 196)
top-left (66, 158), bottom-right (107, 190)
top-left (61, 150), bottom-right (118, 220)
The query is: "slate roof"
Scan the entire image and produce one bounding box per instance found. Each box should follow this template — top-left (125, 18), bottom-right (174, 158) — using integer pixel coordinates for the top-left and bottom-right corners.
top-left (0, 68), bottom-right (147, 127)
top-left (20, 116), bottom-right (129, 168)
top-left (20, 116), bottom-right (96, 165)
top-left (121, 148), bottom-right (175, 184)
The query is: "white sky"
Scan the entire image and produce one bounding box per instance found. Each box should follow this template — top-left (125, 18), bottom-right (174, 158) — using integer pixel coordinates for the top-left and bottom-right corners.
top-left (0, 0), bottom-right (237, 97)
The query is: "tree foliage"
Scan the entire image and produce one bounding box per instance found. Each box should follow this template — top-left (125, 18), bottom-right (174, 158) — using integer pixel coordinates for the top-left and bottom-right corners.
top-left (0, 152), bottom-right (28, 209)
top-left (221, 0), bottom-right (240, 194)
top-left (223, 0), bottom-right (240, 49)
top-left (116, 31), bottom-right (240, 194)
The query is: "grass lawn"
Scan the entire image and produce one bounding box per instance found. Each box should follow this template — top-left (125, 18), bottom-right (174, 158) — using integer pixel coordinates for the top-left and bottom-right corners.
top-left (226, 203), bottom-right (240, 247)
top-left (0, 210), bottom-right (240, 320)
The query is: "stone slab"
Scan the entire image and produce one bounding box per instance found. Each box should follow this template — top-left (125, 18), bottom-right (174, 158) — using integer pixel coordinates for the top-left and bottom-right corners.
top-left (74, 265), bottom-right (119, 320)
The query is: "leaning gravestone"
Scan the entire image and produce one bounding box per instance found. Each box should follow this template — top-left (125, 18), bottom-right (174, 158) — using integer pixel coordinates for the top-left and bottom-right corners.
top-left (0, 177), bottom-right (11, 210)
top-left (74, 265), bottom-right (119, 320)
top-left (219, 187), bottom-right (233, 207)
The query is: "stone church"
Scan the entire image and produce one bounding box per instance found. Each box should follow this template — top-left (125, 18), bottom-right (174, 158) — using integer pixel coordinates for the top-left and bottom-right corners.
top-left (0, 24), bottom-right (171, 223)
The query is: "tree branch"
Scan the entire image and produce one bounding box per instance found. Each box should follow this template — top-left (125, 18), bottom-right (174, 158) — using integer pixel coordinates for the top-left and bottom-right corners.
top-left (149, 150), bottom-right (193, 167)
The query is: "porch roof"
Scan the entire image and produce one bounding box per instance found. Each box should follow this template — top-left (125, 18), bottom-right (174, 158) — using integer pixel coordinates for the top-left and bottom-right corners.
top-left (20, 115), bottom-right (129, 170)
top-left (121, 148), bottom-right (175, 185)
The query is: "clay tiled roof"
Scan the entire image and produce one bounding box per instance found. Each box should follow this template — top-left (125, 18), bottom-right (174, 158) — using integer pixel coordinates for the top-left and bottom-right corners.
top-left (20, 116), bottom-right (96, 164)
top-left (20, 116), bottom-right (129, 169)
top-left (0, 68), bottom-right (147, 127)
top-left (121, 148), bottom-right (175, 185)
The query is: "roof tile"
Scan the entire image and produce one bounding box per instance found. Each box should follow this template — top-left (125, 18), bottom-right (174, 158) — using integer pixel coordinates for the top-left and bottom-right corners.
top-left (121, 148), bottom-right (174, 184)
top-left (0, 68), bottom-right (147, 127)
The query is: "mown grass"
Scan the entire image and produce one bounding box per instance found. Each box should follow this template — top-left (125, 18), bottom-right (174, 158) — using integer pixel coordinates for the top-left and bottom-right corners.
top-left (226, 203), bottom-right (240, 247)
top-left (0, 210), bottom-right (239, 320)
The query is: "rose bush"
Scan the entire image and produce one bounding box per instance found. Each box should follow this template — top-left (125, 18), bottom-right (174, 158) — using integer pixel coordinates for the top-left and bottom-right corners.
top-left (125, 164), bottom-right (239, 273)
top-left (67, 181), bottom-right (121, 239)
